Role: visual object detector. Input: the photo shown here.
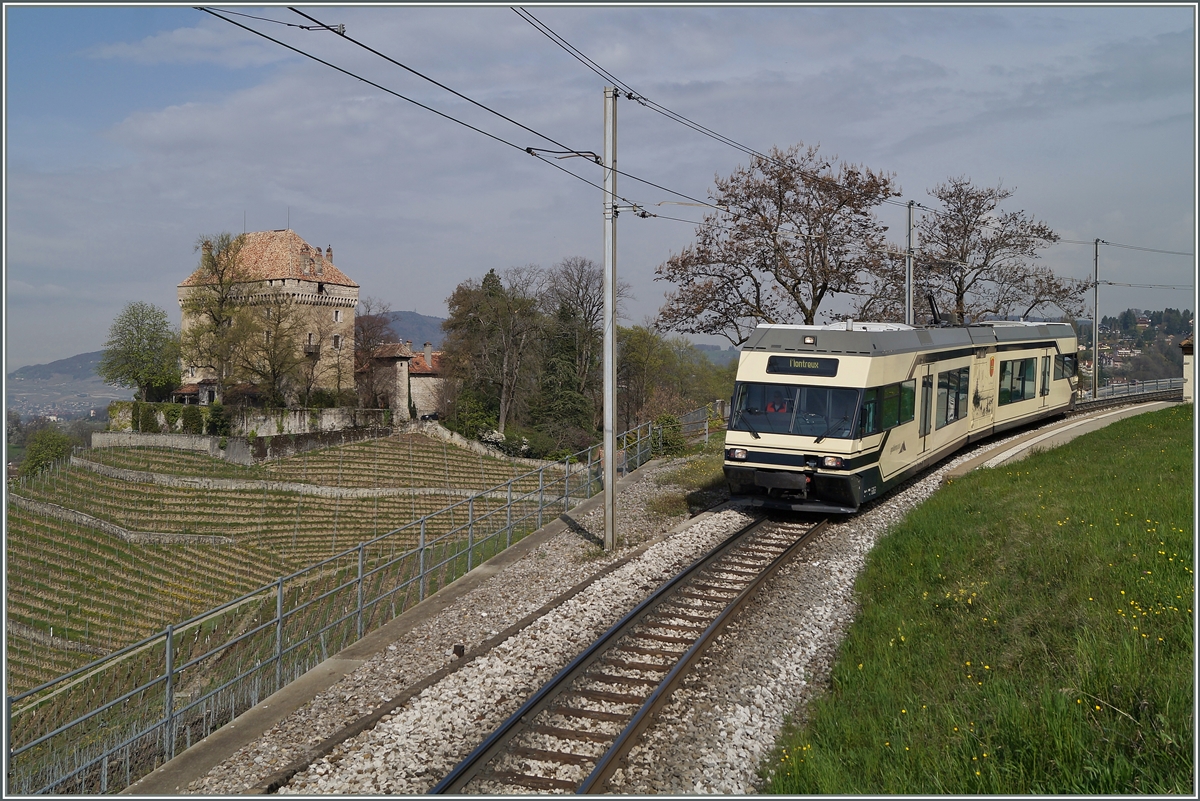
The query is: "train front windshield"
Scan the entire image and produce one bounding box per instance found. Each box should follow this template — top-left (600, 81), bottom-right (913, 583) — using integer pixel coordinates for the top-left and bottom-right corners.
top-left (730, 383), bottom-right (860, 439)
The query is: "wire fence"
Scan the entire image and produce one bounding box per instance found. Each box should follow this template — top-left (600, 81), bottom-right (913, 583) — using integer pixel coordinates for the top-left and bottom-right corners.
top-left (4, 412), bottom-right (693, 795)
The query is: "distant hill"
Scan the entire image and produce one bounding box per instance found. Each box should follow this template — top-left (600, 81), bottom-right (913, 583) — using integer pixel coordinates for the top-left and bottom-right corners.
top-left (7, 351), bottom-right (132, 419)
top-left (384, 310), bottom-right (446, 349)
top-left (8, 351), bottom-right (106, 381)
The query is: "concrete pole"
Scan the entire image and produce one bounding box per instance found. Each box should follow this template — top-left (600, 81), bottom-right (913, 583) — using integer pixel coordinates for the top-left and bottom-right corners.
top-left (1094, 238), bottom-right (1100, 397)
top-left (905, 200), bottom-right (915, 326)
top-left (603, 87), bottom-right (617, 551)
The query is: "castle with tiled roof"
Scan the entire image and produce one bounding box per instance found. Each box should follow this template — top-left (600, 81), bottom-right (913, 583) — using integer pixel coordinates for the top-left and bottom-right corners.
top-left (177, 229), bottom-right (358, 404)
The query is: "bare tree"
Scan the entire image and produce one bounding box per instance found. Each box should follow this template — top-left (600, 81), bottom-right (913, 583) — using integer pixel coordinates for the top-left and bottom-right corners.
top-left (544, 256), bottom-right (632, 422)
top-left (236, 287), bottom-right (309, 406)
top-left (656, 143), bottom-right (899, 344)
top-left (354, 296), bottom-right (397, 408)
top-left (916, 177), bottom-right (1086, 323)
top-left (180, 233), bottom-right (254, 398)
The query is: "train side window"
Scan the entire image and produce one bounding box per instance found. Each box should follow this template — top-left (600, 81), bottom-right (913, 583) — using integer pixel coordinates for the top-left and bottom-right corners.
top-left (881, 384), bottom-right (900, 429)
top-left (956, 368), bottom-right (969, 419)
top-left (899, 379), bottom-right (915, 424)
top-left (1040, 356), bottom-right (1051, 396)
top-left (936, 367), bottom-right (969, 429)
top-left (999, 357), bottom-right (1037, 405)
top-left (1054, 354), bottom-right (1077, 380)
top-left (859, 387), bottom-right (880, 436)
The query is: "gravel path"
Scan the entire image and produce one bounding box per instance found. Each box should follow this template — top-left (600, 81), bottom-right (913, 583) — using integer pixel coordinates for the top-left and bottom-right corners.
top-left (184, 431), bottom-right (1036, 795)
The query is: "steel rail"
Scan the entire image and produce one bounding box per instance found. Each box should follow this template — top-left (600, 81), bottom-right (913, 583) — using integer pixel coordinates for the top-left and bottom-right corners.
top-left (580, 518), bottom-right (828, 792)
top-left (430, 516), bottom-right (827, 794)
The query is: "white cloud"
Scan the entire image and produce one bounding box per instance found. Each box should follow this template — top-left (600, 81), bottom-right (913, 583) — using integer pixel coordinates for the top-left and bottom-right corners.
top-left (88, 22), bottom-right (288, 68)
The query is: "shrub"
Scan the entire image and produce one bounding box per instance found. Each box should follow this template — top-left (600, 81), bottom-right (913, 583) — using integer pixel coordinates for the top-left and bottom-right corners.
top-left (162, 404), bottom-right (182, 432)
top-left (206, 402), bottom-right (230, 436)
top-left (130, 401), bottom-right (142, 432)
top-left (19, 428), bottom-right (72, 477)
top-left (181, 405), bottom-right (204, 434)
top-left (139, 403), bottom-right (160, 434)
top-left (654, 414), bottom-right (686, 456)
top-left (308, 389), bottom-right (339, 409)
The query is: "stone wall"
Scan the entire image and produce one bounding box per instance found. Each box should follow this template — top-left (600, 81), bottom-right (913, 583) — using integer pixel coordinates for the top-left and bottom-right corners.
top-left (91, 431), bottom-right (222, 457)
top-left (234, 407), bottom-right (391, 437)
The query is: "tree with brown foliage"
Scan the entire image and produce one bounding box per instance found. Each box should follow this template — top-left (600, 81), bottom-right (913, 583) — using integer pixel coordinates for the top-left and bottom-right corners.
top-left (655, 143), bottom-right (899, 344)
top-left (916, 177), bottom-right (1086, 323)
top-left (354, 296), bottom-right (397, 408)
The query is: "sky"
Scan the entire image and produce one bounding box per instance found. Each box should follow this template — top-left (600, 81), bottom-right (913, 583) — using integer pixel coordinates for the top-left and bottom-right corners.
top-left (4, 3), bottom-right (1196, 370)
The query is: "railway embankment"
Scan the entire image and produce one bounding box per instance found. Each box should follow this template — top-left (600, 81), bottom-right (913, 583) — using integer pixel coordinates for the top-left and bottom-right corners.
top-left (766, 403), bottom-right (1192, 794)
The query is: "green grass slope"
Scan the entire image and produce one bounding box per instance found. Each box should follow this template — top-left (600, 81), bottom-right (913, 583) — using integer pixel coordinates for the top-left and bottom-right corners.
top-left (766, 404), bottom-right (1193, 794)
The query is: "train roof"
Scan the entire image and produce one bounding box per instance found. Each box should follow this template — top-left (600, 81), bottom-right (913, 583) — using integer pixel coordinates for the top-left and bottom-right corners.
top-left (741, 321), bottom-right (1076, 357)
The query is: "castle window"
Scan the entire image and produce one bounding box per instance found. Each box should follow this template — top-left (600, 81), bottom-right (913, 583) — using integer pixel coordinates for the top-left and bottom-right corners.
top-left (334, 309), bottom-right (342, 322)
top-left (333, 334), bottom-right (342, 350)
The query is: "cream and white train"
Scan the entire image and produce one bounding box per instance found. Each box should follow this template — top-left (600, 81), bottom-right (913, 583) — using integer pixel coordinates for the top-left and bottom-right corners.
top-left (724, 320), bottom-right (1079, 514)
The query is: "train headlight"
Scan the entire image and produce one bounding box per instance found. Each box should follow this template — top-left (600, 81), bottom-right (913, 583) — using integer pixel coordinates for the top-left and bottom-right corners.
top-left (728, 448), bottom-right (749, 460)
top-left (821, 456), bottom-right (845, 468)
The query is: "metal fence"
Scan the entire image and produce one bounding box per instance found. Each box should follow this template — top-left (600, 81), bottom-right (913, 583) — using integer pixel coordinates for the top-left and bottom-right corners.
top-left (5, 416), bottom-right (677, 795)
top-left (1080, 376), bottom-right (1184, 400)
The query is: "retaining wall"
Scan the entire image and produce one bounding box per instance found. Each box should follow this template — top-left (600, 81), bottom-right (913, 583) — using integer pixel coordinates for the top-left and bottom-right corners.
top-left (8, 495), bottom-right (234, 545)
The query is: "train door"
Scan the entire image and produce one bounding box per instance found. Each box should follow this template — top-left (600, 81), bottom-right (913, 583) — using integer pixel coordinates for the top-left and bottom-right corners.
top-left (919, 371), bottom-right (933, 453)
top-left (970, 349), bottom-right (995, 433)
top-left (1039, 354), bottom-right (1051, 408)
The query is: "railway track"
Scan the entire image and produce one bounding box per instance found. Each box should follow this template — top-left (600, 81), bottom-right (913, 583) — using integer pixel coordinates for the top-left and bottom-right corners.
top-left (431, 516), bottom-right (826, 795)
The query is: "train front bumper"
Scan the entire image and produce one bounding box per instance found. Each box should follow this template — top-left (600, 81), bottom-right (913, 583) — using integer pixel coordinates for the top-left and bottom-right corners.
top-left (724, 464), bottom-right (863, 514)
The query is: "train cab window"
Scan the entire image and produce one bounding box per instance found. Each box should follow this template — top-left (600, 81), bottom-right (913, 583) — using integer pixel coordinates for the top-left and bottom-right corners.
top-left (936, 367), bottom-right (970, 429)
top-left (859, 379), bottom-right (915, 437)
top-left (730, 382), bottom-right (859, 440)
top-left (998, 357), bottom-right (1037, 405)
top-left (1054, 354), bottom-right (1077, 380)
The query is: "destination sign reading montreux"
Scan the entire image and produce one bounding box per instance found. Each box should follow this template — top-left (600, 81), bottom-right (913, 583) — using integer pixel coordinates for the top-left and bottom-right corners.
top-left (766, 355), bottom-right (839, 377)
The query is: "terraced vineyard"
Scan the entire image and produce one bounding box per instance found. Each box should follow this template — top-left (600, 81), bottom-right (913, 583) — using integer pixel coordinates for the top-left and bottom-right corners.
top-left (5, 432), bottom-right (569, 695)
top-left (81, 432), bottom-right (555, 492)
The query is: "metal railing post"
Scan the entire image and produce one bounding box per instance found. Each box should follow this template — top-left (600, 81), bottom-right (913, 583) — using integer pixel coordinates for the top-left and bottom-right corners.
top-left (356, 544), bottom-right (365, 640)
top-left (5, 695), bottom-right (11, 797)
top-left (164, 625), bottom-right (175, 761)
top-left (563, 460), bottom-right (570, 513)
top-left (467, 498), bottom-right (474, 572)
top-left (537, 469), bottom-right (544, 529)
top-left (275, 577), bottom-right (284, 692)
top-left (506, 480), bottom-right (512, 547)
top-left (419, 518), bottom-right (427, 601)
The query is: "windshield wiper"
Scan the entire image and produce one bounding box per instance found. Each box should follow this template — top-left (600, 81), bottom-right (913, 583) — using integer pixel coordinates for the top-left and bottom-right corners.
top-left (734, 408), bottom-right (761, 439)
top-left (814, 415), bottom-right (848, 444)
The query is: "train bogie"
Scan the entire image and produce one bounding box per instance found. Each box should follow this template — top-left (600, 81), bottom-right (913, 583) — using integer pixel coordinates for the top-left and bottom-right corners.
top-left (724, 321), bottom-right (1078, 513)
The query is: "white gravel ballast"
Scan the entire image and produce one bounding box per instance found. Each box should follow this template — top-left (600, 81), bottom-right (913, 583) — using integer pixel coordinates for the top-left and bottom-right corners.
top-left (283, 510), bottom-right (753, 794)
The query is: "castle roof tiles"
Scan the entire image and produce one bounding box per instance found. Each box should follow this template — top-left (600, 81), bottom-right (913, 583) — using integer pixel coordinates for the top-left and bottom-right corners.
top-left (179, 229), bottom-right (359, 288)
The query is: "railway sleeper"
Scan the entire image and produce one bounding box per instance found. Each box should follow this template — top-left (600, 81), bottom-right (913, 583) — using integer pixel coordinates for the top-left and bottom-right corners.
top-left (572, 688), bottom-right (647, 705)
top-left (583, 672), bottom-right (657, 687)
top-left (552, 705), bottom-right (630, 722)
top-left (630, 631), bottom-right (695, 645)
top-left (485, 770), bottom-right (577, 791)
top-left (530, 724), bottom-right (616, 744)
top-left (613, 644), bottom-right (684, 659)
top-left (508, 746), bottom-right (595, 766)
top-left (596, 657), bottom-right (671, 674)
